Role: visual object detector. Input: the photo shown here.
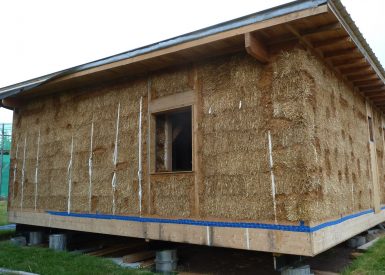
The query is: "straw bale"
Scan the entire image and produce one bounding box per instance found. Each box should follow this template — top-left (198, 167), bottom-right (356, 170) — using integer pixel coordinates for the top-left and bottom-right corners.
top-left (152, 173), bottom-right (194, 217)
top-left (151, 65), bottom-right (194, 99)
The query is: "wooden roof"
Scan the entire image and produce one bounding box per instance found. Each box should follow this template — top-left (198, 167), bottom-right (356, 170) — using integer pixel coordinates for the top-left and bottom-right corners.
top-left (1, 0), bottom-right (384, 110)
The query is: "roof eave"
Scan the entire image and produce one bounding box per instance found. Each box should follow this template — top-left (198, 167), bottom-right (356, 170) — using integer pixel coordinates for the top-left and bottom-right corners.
top-left (0, 0), bottom-right (328, 100)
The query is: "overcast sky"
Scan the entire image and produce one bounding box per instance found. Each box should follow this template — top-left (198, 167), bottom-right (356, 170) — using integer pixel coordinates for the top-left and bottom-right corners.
top-left (0, 0), bottom-right (384, 123)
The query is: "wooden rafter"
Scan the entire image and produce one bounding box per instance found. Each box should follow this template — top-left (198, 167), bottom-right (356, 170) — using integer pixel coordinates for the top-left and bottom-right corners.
top-left (323, 48), bottom-right (358, 58)
top-left (302, 22), bottom-right (342, 37)
top-left (367, 94), bottom-right (385, 100)
top-left (361, 87), bottom-right (385, 93)
top-left (312, 36), bottom-right (351, 48)
top-left (268, 22), bottom-right (343, 46)
top-left (284, 23), bottom-right (356, 93)
top-left (347, 73), bottom-right (378, 82)
top-left (333, 58), bottom-right (366, 68)
top-left (284, 23), bottom-right (385, 109)
top-left (340, 65), bottom-right (371, 75)
top-left (355, 79), bottom-right (383, 87)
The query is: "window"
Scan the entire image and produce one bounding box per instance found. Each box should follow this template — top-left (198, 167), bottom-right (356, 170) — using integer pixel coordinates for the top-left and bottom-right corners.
top-left (155, 107), bottom-right (192, 172)
top-left (368, 116), bottom-right (374, 142)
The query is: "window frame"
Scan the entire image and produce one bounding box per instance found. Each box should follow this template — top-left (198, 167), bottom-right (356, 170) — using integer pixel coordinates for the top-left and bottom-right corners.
top-left (149, 90), bottom-right (196, 175)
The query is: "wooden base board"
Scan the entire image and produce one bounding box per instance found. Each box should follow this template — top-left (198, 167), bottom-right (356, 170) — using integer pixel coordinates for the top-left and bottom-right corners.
top-left (8, 209), bottom-right (385, 256)
top-left (312, 208), bottom-right (385, 255)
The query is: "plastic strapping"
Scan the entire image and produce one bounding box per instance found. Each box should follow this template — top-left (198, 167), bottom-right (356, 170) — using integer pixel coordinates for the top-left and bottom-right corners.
top-left (67, 136), bottom-right (74, 214)
top-left (267, 131), bottom-right (277, 224)
top-left (245, 228), bottom-right (250, 249)
top-left (34, 129), bottom-right (40, 211)
top-left (112, 103), bottom-right (120, 215)
top-left (88, 120), bottom-right (94, 213)
top-left (138, 96), bottom-right (143, 215)
top-left (20, 136), bottom-right (27, 210)
top-left (206, 226), bottom-right (211, 246)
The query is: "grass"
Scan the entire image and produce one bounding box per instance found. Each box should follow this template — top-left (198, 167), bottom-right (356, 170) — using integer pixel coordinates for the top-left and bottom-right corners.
top-left (0, 200), bottom-right (7, 225)
top-left (0, 229), bottom-right (14, 241)
top-left (344, 237), bottom-right (385, 274)
top-left (0, 241), bottom-right (153, 275)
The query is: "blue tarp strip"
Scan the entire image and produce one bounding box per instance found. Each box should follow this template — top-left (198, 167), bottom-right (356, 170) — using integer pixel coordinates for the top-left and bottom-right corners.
top-left (47, 206), bottom-right (385, 233)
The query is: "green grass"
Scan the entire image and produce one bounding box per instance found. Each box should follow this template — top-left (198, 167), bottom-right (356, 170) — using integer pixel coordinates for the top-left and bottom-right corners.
top-left (0, 229), bottom-right (14, 241)
top-left (0, 200), bottom-right (7, 225)
top-left (0, 241), bottom-right (153, 275)
top-left (344, 237), bottom-right (385, 274)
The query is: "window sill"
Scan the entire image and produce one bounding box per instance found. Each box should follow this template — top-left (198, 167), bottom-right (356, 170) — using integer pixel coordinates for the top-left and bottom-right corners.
top-left (151, 171), bottom-right (194, 176)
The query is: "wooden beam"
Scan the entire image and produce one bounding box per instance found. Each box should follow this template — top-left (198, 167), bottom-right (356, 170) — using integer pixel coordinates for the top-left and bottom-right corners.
top-left (302, 22), bottom-right (342, 37)
top-left (371, 97), bottom-right (385, 102)
top-left (285, 24), bottom-right (316, 53)
top-left (323, 47), bottom-right (358, 58)
top-left (370, 92), bottom-right (385, 100)
top-left (367, 96), bottom-right (385, 102)
top-left (268, 22), bottom-right (343, 46)
top-left (360, 85), bottom-right (385, 92)
top-left (245, 32), bottom-right (269, 63)
top-left (355, 79), bottom-right (383, 87)
top-left (347, 73), bottom-right (378, 82)
top-left (2, 98), bottom-right (22, 108)
top-left (149, 90), bottom-right (195, 113)
top-left (312, 36), bottom-right (351, 48)
top-left (361, 87), bottom-right (385, 94)
top-left (123, 251), bottom-right (155, 263)
top-left (164, 117), bottom-right (172, 172)
top-left (311, 203), bottom-right (385, 255)
top-left (268, 22), bottom-right (343, 47)
top-left (333, 58), bottom-right (366, 68)
top-left (8, 211), bottom-right (314, 256)
top-left (365, 101), bottom-right (381, 214)
top-left (365, 90), bottom-right (385, 100)
top-left (340, 66), bottom-right (371, 76)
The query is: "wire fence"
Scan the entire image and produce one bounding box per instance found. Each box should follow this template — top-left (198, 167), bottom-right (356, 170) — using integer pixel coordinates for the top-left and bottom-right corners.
top-left (0, 123), bottom-right (12, 199)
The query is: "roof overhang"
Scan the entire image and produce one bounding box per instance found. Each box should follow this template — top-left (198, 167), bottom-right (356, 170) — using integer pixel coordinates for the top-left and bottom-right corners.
top-left (1, 0), bottom-right (385, 110)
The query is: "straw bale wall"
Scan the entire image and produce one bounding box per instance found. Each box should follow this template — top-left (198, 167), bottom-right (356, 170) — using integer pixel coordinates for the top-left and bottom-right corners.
top-left (8, 46), bottom-right (384, 225)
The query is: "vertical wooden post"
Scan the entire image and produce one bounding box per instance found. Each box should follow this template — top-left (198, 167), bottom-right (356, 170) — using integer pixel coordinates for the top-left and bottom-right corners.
top-left (366, 101), bottom-right (381, 213)
top-left (164, 117), bottom-right (173, 171)
top-left (381, 115), bottom-right (385, 200)
top-left (193, 65), bottom-right (202, 217)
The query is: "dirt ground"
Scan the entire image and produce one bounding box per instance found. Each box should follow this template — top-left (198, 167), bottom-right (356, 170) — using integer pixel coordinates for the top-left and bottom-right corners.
top-left (176, 243), bottom-right (354, 275)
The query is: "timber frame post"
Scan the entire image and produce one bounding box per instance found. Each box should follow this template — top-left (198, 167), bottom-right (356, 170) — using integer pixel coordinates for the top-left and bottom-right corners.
top-left (366, 100), bottom-right (381, 213)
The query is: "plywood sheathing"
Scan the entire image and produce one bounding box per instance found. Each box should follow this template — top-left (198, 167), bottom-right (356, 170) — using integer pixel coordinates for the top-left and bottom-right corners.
top-left (8, 46), bottom-right (385, 226)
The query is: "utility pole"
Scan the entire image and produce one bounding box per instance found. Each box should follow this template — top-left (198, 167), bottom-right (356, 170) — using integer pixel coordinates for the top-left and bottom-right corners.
top-left (0, 124), bottom-right (4, 198)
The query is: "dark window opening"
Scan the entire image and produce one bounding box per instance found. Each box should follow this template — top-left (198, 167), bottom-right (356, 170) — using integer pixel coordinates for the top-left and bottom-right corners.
top-left (368, 116), bottom-right (374, 142)
top-left (155, 107), bottom-right (192, 172)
